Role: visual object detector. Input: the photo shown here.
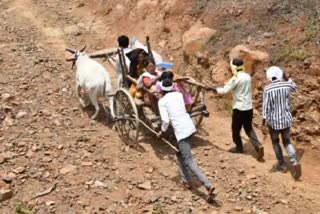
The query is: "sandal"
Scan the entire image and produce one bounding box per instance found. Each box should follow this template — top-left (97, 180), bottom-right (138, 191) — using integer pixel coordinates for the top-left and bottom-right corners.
top-left (256, 146), bottom-right (264, 161)
top-left (181, 181), bottom-right (192, 190)
top-left (206, 186), bottom-right (216, 196)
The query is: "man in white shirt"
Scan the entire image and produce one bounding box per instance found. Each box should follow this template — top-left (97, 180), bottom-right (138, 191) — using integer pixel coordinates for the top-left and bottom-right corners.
top-left (158, 79), bottom-right (215, 197)
top-left (116, 35), bottom-right (132, 88)
top-left (215, 58), bottom-right (264, 160)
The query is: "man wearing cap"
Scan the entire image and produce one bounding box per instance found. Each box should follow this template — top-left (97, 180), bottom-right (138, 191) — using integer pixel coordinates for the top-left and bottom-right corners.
top-left (157, 79), bottom-right (215, 197)
top-left (262, 66), bottom-right (301, 179)
top-left (215, 58), bottom-right (264, 160)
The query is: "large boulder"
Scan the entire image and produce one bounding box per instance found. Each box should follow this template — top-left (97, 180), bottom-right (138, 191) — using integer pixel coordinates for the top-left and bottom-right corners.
top-left (182, 22), bottom-right (217, 56)
top-left (229, 45), bottom-right (269, 73)
top-left (211, 60), bottom-right (230, 83)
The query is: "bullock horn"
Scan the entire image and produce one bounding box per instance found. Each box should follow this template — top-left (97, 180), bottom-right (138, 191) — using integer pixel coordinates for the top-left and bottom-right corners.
top-left (80, 45), bottom-right (87, 52)
top-left (66, 57), bottom-right (76, 62)
top-left (66, 48), bottom-right (76, 54)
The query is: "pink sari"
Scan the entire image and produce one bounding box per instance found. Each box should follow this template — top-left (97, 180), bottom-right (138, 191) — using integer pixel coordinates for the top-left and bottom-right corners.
top-left (174, 82), bottom-right (193, 105)
top-left (157, 81), bottom-right (193, 105)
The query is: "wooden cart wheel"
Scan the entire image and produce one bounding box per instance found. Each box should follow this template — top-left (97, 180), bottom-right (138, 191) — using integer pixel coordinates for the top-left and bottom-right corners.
top-left (191, 100), bottom-right (207, 136)
top-left (192, 112), bottom-right (204, 129)
top-left (190, 85), bottom-right (204, 129)
top-left (113, 89), bottom-right (139, 144)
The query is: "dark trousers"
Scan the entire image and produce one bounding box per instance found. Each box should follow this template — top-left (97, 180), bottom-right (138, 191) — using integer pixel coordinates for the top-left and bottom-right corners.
top-left (268, 127), bottom-right (298, 166)
top-left (232, 109), bottom-right (262, 151)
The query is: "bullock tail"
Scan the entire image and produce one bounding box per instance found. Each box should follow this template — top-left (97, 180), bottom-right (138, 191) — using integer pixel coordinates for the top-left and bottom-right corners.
top-left (103, 80), bottom-right (106, 97)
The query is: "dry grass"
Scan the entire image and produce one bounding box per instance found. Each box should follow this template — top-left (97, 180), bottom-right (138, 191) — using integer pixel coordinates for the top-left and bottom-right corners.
top-left (304, 18), bottom-right (319, 42)
top-left (273, 44), bottom-right (308, 63)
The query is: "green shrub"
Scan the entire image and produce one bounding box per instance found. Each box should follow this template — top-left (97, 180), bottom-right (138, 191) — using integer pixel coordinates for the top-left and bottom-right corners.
top-left (15, 203), bottom-right (34, 214)
top-left (153, 202), bottom-right (167, 214)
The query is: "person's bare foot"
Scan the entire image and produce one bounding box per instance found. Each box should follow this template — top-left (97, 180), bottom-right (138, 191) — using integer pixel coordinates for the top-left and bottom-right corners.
top-left (206, 186), bottom-right (216, 196)
top-left (181, 181), bottom-right (192, 190)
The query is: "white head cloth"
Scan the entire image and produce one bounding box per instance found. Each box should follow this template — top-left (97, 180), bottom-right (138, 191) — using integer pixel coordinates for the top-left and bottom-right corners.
top-left (160, 81), bottom-right (174, 92)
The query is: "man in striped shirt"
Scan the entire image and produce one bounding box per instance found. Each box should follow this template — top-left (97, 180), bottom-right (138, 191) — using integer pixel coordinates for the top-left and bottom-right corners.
top-left (262, 66), bottom-right (301, 179)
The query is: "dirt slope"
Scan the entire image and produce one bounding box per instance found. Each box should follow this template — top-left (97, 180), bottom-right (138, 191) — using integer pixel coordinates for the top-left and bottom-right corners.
top-left (87, 0), bottom-right (320, 145)
top-left (0, 0), bottom-right (320, 214)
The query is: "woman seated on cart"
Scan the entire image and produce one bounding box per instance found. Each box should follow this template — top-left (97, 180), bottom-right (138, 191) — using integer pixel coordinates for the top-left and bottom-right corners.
top-left (137, 59), bottom-right (162, 112)
top-left (137, 59), bottom-right (195, 114)
top-left (126, 48), bottom-right (149, 99)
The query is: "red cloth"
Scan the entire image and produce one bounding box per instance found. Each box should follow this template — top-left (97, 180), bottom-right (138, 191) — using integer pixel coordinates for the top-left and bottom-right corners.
top-left (143, 77), bottom-right (152, 86)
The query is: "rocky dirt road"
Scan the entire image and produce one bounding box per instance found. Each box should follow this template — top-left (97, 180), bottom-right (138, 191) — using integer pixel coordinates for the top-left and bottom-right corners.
top-left (1, 0), bottom-right (320, 213)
